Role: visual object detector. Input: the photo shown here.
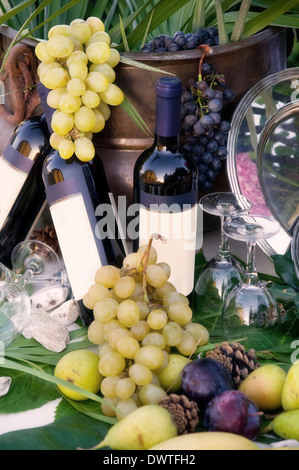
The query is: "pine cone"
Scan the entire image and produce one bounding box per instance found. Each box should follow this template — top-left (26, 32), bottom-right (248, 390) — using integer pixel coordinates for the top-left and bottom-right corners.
top-left (29, 225), bottom-right (61, 257)
top-left (159, 393), bottom-right (199, 435)
top-left (206, 342), bottom-right (260, 387)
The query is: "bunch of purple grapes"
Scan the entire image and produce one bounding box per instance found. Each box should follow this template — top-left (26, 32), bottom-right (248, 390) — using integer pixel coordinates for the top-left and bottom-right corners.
top-left (140, 27), bottom-right (219, 53)
top-left (180, 62), bottom-right (235, 191)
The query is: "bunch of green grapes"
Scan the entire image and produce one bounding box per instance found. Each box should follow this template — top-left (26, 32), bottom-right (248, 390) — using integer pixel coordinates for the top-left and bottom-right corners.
top-left (83, 244), bottom-right (209, 420)
top-left (35, 16), bottom-right (124, 162)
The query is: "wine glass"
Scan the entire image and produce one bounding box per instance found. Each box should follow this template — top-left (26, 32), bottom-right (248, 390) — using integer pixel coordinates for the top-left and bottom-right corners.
top-left (10, 240), bottom-right (70, 293)
top-left (0, 281), bottom-right (31, 348)
top-left (221, 214), bottom-right (281, 337)
top-left (194, 192), bottom-right (252, 326)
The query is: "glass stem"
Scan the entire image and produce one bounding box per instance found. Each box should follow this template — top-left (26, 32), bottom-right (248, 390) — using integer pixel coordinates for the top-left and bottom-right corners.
top-left (219, 215), bottom-right (230, 258)
top-left (245, 241), bottom-right (258, 284)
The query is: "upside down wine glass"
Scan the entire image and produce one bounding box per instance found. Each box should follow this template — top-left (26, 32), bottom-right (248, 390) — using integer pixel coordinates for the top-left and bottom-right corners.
top-left (0, 240), bottom-right (70, 348)
top-left (222, 214), bottom-right (281, 337)
top-left (194, 192), bottom-right (252, 326)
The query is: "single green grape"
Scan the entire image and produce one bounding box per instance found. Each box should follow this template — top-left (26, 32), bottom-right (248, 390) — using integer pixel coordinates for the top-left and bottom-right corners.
top-left (67, 78), bottom-right (86, 97)
top-left (51, 110), bottom-right (74, 135)
top-left (86, 31), bottom-right (111, 47)
top-left (46, 35), bottom-right (74, 58)
top-left (93, 297), bottom-right (119, 323)
top-left (95, 265), bottom-right (120, 288)
top-left (35, 42), bottom-right (55, 63)
top-left (129, 363), bottom-right (152, 386)
top-left (74, 136), bottom-right (95, 162)
top-left (98, 351), bottom-right (126, 377)
top-left (86, 41), bottom-right (111, 64)
top-left (59, 93), bottom-right (81, 113)
top-left (81, 89), bottom-right (100, 108)
top-left (85, 71), bottom-right (109, 93)
top-left (74, 106), bottom-right (96, 132)
top-left (89, 63), bottom-right (116, 83)
top-left (58, 138), bottom-right (75, 159)
top-left (91, 108), bottom-right (105, 133)
top-left (117, 299), bottom-right (140, 328)
top-left (100, 83), bottom-right (124, 106)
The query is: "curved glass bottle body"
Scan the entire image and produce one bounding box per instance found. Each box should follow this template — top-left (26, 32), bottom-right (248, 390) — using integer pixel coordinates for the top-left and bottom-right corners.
top-left (0, 115), bottom-right (51, 267)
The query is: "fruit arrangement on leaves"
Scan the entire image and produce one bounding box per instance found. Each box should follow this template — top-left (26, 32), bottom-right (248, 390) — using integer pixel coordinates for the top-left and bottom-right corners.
top-left (35, 17), bottom-right (124, 162)
top-left (180, 47), bottom-right (235, 191)
top-left (83, 235), bottom-right (209, 420)
top-left (140, 27), bottom-right (219, 53)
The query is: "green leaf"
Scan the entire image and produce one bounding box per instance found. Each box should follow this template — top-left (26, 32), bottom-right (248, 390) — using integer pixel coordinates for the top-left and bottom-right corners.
top-left (119, 14), bottom-right (130, 52)
top-left (120, 94), bottom-right (154, 138)
top-left (192, 0), bottom-right (206, 30)
top-left (230, 0), bottom-right (252, 42)
top-left (0, 401), bottom-right (111, 450)
top-left (242, 0), bottom-right (299, 38)
top-left (272, 253), bottom-right (299, 291)
top-left (0, 364), bottom-right (59, 414)
top-left (214, 0), bottom-right (229, 44)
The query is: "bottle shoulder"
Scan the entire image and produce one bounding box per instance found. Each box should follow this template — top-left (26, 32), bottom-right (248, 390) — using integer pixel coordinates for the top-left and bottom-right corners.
top-left (9, 115), bottom-right (50, 160)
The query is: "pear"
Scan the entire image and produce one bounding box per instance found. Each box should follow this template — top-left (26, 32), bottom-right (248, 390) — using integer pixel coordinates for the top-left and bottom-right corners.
top-left (150, 431), bottom-right (260, 450)
top-left (272, 410), bottom-right (299, 441)
top-left (86, 404), bottom-right (178, 450)
top-left (238, 364), bottom-right (287, 411)
top-left (281, 361), bottom-right (299, 411)
top-left (157, 354), bottom-right (190, 392)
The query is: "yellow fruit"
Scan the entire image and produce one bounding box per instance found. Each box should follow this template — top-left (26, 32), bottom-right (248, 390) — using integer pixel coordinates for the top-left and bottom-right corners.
top-left (54, 349), bottom-right (103, 401)
top-left (157, 353), bottom-right (190, 392)
top-left (150, 432), bottom-right (260, 450)
top-left (272, 410), bottom-right (299, 441)
top-left (84, 405), bottom-right (178, 450)
top-left (281, 361), bottom-right (299, 411)
top-left (239, 364), bottom-right (287, 411)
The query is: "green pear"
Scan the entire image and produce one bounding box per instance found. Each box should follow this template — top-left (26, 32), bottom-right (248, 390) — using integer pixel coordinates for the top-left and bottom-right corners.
top-left (87, 404), bottom-right (178, 450)
top-left (272, 410), bottom-right (299, 441)
top-left (238, 364), bottom-right (287, 411)
top-left (282, 361), bottom-right (299, 411)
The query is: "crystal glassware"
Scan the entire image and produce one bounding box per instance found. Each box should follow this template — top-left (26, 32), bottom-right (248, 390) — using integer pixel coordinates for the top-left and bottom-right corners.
top-left (0, 281), bottom-right (31, 348)
top-left (11, 240), bottom-right (70, 293)
top-left (194, 192), bottom-right (252, 327)
top-left (221, 214), bottom-right (281, 337)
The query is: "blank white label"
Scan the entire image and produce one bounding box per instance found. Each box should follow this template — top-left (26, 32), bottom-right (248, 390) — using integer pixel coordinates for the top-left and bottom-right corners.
top-left (0, 158), bottom-right (27, 229)
top-left (138, 205), bottom-right (197, 295)
top-left (50, 193), bottom-right (102, 300)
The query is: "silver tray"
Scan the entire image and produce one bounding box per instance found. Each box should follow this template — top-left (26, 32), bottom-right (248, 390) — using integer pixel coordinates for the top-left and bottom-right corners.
top-left (227, 68), bottom-right (299, 270)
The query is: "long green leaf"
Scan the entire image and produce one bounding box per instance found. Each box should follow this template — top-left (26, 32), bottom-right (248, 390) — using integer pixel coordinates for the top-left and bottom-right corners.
top-left (242, 0), bottom-right (299, 38)
top-left (230, 0), bottom-right (252, 42)
top-left (214, 0), bottom-right (229, 44)
top-left (0, 0), bottom-right (37, 25)
top-left (192, 0), bottom-right (206, 30)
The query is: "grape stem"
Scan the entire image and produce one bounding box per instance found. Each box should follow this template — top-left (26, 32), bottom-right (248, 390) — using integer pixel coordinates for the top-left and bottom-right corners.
top-left (197, 44), bottom-right (213, 82)
top-left (139, 233), bottom-right (166, 304)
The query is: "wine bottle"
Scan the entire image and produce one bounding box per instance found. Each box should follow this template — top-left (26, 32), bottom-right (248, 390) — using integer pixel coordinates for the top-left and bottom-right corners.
top-left (38, 83), bottom-right (126, 325)
top-left (42, 150), bottom-right (125, 325)
top-left (133, 77), bottom-right (199, 296)
top-left (0, 114), bottom-right (51, 268)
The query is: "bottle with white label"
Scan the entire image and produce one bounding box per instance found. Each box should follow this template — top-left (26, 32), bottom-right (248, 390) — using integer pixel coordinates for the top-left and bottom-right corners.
top-left (0, 114), bottom-right (51, 268)
top-left (42, 149), bottom-right (125, 325)
top-left (133, 77), bottom-right (199, 296)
